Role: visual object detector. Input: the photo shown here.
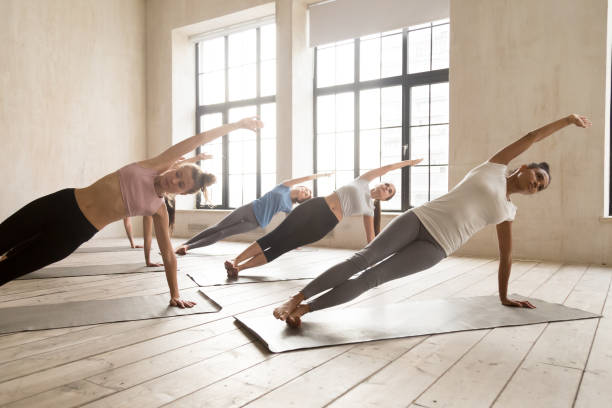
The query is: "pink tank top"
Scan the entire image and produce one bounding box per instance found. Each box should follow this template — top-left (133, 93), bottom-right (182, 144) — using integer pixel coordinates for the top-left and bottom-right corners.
top-left (118, 163), bottom-right (164, 217)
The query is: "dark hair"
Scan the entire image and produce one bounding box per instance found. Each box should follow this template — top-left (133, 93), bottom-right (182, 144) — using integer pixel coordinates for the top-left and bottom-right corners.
top-left (527, 162), bottom-right (551, 188)
top-left (164, 196), bottom-right (175, 235)
top-left (182, 164), bottom-right (216, 197)
top-left (373, 183), bottom-right (397, 236)
top-left (374, 200), bottom-right (381, 236)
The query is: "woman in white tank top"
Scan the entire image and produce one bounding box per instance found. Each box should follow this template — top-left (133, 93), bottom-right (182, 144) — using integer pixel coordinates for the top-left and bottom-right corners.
top-left (224, 158), bottom-right (423, 278)
top-left (274, 114), bottom-right (592, 327)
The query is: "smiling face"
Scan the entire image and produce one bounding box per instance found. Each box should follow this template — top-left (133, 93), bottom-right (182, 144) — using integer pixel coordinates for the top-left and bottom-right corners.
top-left (291, 186), bottom-right (312, 203)
top-left (516, 164), bottom-right (550, 194)
top-left (159, 167), bottom-right (196, 195)
top-left (370, 182), bottom-right (396, 201)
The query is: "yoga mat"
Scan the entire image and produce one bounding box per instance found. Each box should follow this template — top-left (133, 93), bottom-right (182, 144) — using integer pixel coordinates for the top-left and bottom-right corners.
top-left (74, 246), bottom-right (144, 253)
top-left (0, 288), bottom-right (221, 334)
top-left (187, 269), bottom-right (318, 287)
top-left (234, 295), bottom-right (600, 353)
top-left (17, 263), bottom-right (166, 279)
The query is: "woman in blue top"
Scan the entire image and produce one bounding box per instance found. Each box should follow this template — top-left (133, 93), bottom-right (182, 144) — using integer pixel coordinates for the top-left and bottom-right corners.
top-left (174, 172), bottom-right (332, 255)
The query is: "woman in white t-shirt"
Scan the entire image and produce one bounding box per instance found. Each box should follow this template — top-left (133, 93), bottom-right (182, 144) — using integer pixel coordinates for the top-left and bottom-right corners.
top-left (224, 159), bottom-right (423, 278)
top-left (275, 114), bottom-right (591, 327)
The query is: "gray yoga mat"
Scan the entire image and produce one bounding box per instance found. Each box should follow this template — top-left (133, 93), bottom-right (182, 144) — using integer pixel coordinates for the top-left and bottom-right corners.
top-left (187, 268), bottom-right (318, 287)
top-left (0, 288), bottom-right (221, 334)
top-left (17, 263), bottom-right (166, 279)
top-left (74, 246), bottom-right (144, 253)
top-left (235, 295), bottom-right (600, 353)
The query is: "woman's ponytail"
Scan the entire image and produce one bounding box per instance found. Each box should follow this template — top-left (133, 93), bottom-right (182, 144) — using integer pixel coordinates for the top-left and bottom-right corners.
top-left (374, 199), bottom-right (381, 236)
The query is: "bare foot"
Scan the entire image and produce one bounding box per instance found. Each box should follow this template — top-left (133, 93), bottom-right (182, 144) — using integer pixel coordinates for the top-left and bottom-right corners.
top-left (286, 303), bottom-right (310, 328)
top-left (273, 293), bottom-right (304, 321)
top-left (0, 255), bottom-right (6, 262)
top-left (175, 246), bottom-right (188, 255)
top-left (224, 260), bottom-right (239, 279)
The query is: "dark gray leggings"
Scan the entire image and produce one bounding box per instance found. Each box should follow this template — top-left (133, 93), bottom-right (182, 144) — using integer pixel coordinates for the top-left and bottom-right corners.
top-left (183, 203), bottom-right (259, 250)
top-left (302, 211), bottom-right (446, 311)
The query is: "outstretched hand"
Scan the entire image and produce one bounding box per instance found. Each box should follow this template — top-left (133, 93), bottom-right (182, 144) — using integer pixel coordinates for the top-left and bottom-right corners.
top-left (501, 298), bottom-right (536, 309)
top-left (569, 114), bottom-right (592, 128)
top-left (196, 152), bottom-right (213, 161)
top-left (237, 117), bottom-right (264, 132)
top-left (170, 297), bottom-right (196, 308)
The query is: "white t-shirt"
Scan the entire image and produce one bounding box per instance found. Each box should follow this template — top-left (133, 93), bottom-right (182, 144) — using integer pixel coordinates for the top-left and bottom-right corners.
top-left (335, 178), bottom-right (375, 217)
top-left (412, 161), bottom-right (517, 256)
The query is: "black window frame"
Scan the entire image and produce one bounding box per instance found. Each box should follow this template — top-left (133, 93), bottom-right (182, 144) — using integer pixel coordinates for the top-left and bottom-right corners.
top-left (195, 25), bottom-right (276, 209)
top-left (313, 23), bottom-right (450, 212)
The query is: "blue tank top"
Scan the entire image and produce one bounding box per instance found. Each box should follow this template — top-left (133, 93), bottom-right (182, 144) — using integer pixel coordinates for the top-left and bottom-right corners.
top-left (252, 184), bottom-right (293, 227)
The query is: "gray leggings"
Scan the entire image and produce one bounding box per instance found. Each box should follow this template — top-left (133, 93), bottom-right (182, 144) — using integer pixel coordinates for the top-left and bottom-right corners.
top-left (302, 211), bottom-right (446, 311)
top-left (183, 203), bottom-right (259, 250)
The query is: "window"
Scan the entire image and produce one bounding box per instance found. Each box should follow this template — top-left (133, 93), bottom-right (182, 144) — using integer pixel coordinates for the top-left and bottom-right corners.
top-left (314, 19), bottom-right (450, 211)
top-left (195, 23), bottom-right (276, 209)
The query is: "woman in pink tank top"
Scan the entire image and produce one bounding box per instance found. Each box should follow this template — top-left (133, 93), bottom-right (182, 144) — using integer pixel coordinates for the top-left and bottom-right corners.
top-left (0, 117), bottom-right (263, 309)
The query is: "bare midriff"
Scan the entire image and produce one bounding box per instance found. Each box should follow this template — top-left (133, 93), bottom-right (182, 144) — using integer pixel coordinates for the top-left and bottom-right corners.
top-left (324, 193), bottom-right (343, 222)
top-left (74, 171), bottom-right (128, 230)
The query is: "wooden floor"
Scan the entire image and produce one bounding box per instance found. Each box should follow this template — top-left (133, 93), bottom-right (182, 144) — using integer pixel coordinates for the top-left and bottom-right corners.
top-left (0, 238), bottom-right (610, 408)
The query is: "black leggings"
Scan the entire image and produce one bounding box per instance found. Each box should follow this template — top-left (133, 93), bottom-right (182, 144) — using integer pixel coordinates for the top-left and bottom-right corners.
top-left (256, 197), bottom-right (338, 262)
top-left (0, 188), bottom-right (98, 285)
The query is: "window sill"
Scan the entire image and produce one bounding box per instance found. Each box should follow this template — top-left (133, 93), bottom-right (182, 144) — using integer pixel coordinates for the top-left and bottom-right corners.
top-left (599, 216), bottom-right (612, 223)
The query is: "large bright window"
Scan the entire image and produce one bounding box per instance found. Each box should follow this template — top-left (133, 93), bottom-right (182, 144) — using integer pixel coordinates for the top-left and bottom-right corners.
top-left (314, 20), bottom-right (450, 211)
top-left (195, 23), bottom-right (276, 208)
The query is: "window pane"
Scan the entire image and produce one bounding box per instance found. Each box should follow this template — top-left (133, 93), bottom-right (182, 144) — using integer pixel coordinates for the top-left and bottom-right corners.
top-left (199, 37), bottom-right (224, 73)
top-left (432, 24), bottom-right (449, 70)
top-left (409, 22), bottom-right (431, 31)
top-left (381, 127), bottom-right (401, 165)
top-left (360, 129), bottom-right (381, 170)
top-left (199, 113), bottom-right (223, 206)
top-left (261, 173), bottom-right (276, 194)
top-left (360, 88), bottom-right (380, 130)
top-left (260, 103), bottom-right (276, 175)
top-left (260, 24), bottom-right (276, 61)
top-left (260, 59), bottom-right (276, 97)
top-left (381, 86), bottom-right (402, 128)
top-left (317, 175), bottom-right (335, 196)
top-left (430, 125), bottom-right (449, 165)
top-left (229, 175), bottom-right (243, 208)
top-left (430, 82), bottom-right (449, 124)
top-left (408, 28), bottom-right (431, 74)
top-left (430, 165), bottom-right (448, 200)
top-left (335, 41), bottom-right (355, 85)
top-left (316, 133), bottom-right (335, 171)
top-left (335, 92), bottom-right (354, 132)
top-left (316, 46), bottom-right (335, 88)
top-left (317, 95), bottom-right (335, 133)
top-left (228, 106), bottom-right (257, 207)
top-left (410, 166), bottom-right (429, 207)
top-left (336, 131), bottom-right (354, 171)
top-left (381, 33), bottom-right (402, 78)
top-left (200, 71), bottom-right (225, 105)
top-left (410, 126), bottom-right (429, 165)
top-left (228, 29), bottom-right (256, 67)
top-left (228, 64), bottom-right (256, 101)
top-left (360, 36), bottom-right (381, 81)
top-left (411, 85), bottom-right (430, 126)
top-left (261, 138), bottom-right (276, 173)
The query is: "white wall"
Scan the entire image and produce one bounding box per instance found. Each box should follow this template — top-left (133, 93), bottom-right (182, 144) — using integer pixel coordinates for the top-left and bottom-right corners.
top-left (0, 0), bottom-right (147, 237)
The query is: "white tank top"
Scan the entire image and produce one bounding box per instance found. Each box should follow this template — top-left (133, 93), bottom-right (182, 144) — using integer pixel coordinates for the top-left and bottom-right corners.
top-left (335, 178), bottom-right (375, 217)
top-left (412, 161), bottom-right (517, 256)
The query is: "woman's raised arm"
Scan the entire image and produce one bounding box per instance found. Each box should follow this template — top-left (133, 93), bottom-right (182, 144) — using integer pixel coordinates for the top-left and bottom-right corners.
top-left (490, 114), bottom-right (591, 165)
top-left (146, 117), bottom-right (263, 171)
top-left (359, 159), bottom-right (423, 182)
top-left (282, 172), bottom-right (333, 187)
